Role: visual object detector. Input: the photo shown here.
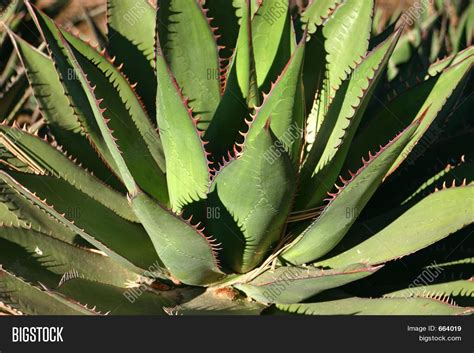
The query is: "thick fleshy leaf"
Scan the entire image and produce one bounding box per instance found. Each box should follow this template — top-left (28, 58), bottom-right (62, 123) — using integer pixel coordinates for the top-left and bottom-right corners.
top-left (57, 278), bottom-right (177, 315)
top-left (62, 30), bottom-right (166, 170)
top-left (302, 29), bottom-right (328, 147)
top-left (26, 5), bottom-right (126, 183)
top-left (301, 0), bottom-right (343, 33)
top-left (234, 0), bottom-right (259, 107)
top-left (364, 134), bottom-right (473, 216)
top-left (427, 46), bottom-right (474, 76)
top-left (31, 6), bottom-right (161, 200)
top-left (246, 39), bottom-right (306, 164)
top-left (157, 0), bottom-right (221, 129)
top-left (0, 268), bottom-right (97, 315)
top-left (0, 179), bottom-right (77, 243)
top-left (235, 264), bottom-right (381, 304)
top-left (0, 124), bottom-right (137, 222)
top-left (251, 0), bottom-right (291, 88)
top-left (0, 200), bottom-right (18, 225)
top-left (282, 119), bottom-right (419, 265)
top-left (7, 28), bottom-right (122, 188)
top-left (321, 0), bottom-right (373, 99)
top-left (347, 52), bottom-right (473, 174)
top-left (0, 170), bottom-right (159, 274)
top-left (131, 191), bottom-right (224, 286)
top-left (205, 0), bottom-right (257, 162)
top-left (388, 55), bottom-right (473, 175)
top-left (0, 226), bottom-right (138, 287)
top-left (232, 0), bottom-right (261, 20)
top-left (304, 0), bottom-right (374, 143)
top-left (8, 171), bottom-right (158, 269)
top-left (276, 297), bottom-right (473, 315)
top-left (317, 186), bottom-right (474, 268)
top-left (297, 29), bottom-right (401, 210)
top-left (385, 279), bottom-right (474, 300)
top-left (155, 27), bottom-right (211, 212)
top-left (106, 0), bottom-right (156, 116)
top-left (59, 29), bottom-right (169, 205)
top-left (208, 125), bottom-right (296, 273)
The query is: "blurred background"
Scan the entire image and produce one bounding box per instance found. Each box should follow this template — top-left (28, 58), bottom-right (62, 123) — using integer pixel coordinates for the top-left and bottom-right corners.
top-left (40, 0), bottom-right (417, 26)
top-left (2, 0), bottom-right (470, 48)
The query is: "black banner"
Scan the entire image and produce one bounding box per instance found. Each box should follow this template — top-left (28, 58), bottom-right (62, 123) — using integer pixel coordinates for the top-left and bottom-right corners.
top-left (0, 316), bottom-right (472, 352)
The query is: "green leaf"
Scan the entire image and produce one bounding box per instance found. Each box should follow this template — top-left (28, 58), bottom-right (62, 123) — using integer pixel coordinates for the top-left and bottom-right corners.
top-left (205, 0), bottom-right (258, 162)
top-left (155, 29), bottom-right (211, 212)
top-left (321, 0), bottom-right (374, 99)
top-left (235, 0), bottom-right (259, 107)
top-left (0, 124), bottom-right (137, 222)
top-left (301, 0), bottom-right (343, 32)
top-left (107, 0), bottom-right (156, 116)
top-left (30, 6), bottom-right (167, 201)
top-left (26, 5), bottom-right (126, 183)
top-left (385, 279), bottom-right (474, 300)
top-left (317, 186), bottom-right (474, 268)
top-left (7, 29), bottom-right (121, 188)
top-left (282, 119), bottom-right (419, 265)
top-left (60, 28), bottom-right (169, 205)
top-left (0, 170), bottom-right (159, 274)
top-left (157, 0), bottom-right (221, 129)
top-left (0, 179), bottom-right (77, 243)
top-left (276, 296), bottom-right (473, 315)
top-left (297, 29), bottom-right (401, 209)
top-left (208, 125), bottom-right (296, 273)
top-left (63, 30), bottom-right (166, 171)
top-left (246, 39), bottom-right (306, 164)
top-left (232, 0), bottom-right (260, 21)
top-left (304, 0), bottom-right (374, 141)
top-left (302, 28), bottom-right (328, 139)
top-left (388, 55), bottom-right (474, 175)
top-left (251, 0), bottom-right (292, 88)
top-left (57, 278), bottom-right (176, 315)
top-left (347, 52), bottom-right (473, 175)
top-left (0, 198), bottom-right (18, 225)
top-left (0, 268), bottom-right (97, 315)
top-left (131, 191), bottom-right (224, 286)
top-left (428, 46), bottom-right (474, 76)
top-left (235, 264), bottom-right (381, 304)
top-left (0, 226), bottom-right (138, 287)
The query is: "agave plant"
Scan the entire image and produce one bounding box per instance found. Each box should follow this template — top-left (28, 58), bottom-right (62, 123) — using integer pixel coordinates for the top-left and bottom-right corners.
top-left (0, 0), bottom-right (472, 316)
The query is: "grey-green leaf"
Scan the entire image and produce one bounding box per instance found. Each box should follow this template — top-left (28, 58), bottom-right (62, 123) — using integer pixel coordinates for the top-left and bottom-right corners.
top-left (235, 264), bottom-right (381, 304)
top-left (317, 186), bottom-right (474, 268)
